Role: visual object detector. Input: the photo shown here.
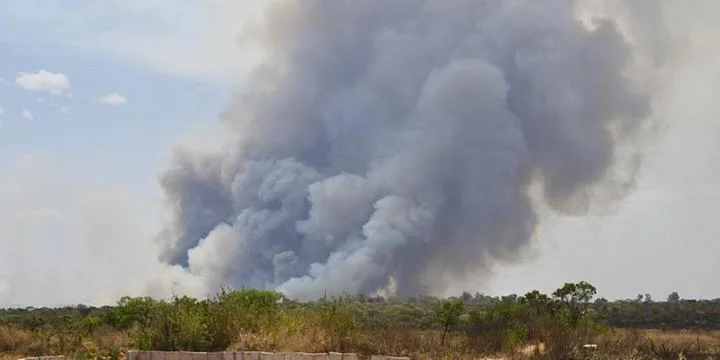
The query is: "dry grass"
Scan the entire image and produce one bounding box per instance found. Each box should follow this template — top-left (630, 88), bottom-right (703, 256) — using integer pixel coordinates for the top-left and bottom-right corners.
top-left (3, 324), bottom-right (720, 360)
top-left (234, 328), bottom-right (547, 360)
top-left (643, 329), bottom-right (720, 351)
top-left (0, 326), bottom-right (31, 350)
top-left (0, 324), bottom-right (133, 360)
top-left (0, 325), bottom-right (37, 356)
top-left (0, 354), bottom-right (24, 360)
top-left (231, 326), bottom-right (479, 359)
top-left (565, 329), bottom-right (720, 360)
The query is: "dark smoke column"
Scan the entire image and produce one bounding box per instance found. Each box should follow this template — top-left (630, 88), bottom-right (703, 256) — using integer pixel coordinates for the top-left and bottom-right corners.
top-left (157, 0), bottom-right (651, 300)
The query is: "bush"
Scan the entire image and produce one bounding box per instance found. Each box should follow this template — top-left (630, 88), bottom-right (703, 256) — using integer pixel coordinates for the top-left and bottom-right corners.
top-left (3, 281), bottom-right (716, 359)
top-left (207, 288), bottom-right (284, 349)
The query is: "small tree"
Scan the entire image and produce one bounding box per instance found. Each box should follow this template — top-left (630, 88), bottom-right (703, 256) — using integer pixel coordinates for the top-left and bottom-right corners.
top-left (668, 291), bottom-right (680, 302)
top-left (574, 282), bottom-right (597, 344)
top-left (435, 299), bottom-right (464, 345)
top-left (551, 281), bottom-right (597, 346)
top-left (104, 296), bottom-right (159, 329)
top-left (522, 290), bottom-right (551, 317)
top-left (552, 282), bottom-right (597, 324)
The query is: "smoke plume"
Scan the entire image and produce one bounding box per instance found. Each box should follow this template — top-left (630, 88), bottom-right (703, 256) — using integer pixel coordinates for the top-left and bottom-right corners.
top-left (158, 0), bottom-right (656, 299)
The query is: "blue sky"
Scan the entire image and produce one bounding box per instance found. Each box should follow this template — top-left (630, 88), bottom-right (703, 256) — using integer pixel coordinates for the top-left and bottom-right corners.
top-left (0, 0), bottom-right (268, 198)
top-left (0, 42), bottom-right (229, 194)
top-left (0, 0), bottom-right (259, 305)
top-left (0, 1), bottom-right (719, 306)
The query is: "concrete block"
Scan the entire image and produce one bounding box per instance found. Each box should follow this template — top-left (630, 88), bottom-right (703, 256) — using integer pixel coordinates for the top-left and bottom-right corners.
top-left (327, 353), bottom-right (342, 360)
top-left (258, 352), bottom-right (283, 360)
top-left (208, 352), bottom-right (235, 360)
top-left (150, 351), bottom-right (166, 360)
top-left (341, 354), bottom-right (358, 360)
top-left (242, 352), bottom-right (261, 360)
top-left (127, 350), bottom-right (139, 360)
top-left (179, 352), bottom-right (194, 360)
top-left (137, 352), bottom-right (151, 360)
top-left (20, 356), bottom-right (65, 360)
top-left (287, 353), bottom-right (327, 360)
top-left (192, 352), bottom-right (208, 360)
top-left (164, 352), bottom-right (180, 360)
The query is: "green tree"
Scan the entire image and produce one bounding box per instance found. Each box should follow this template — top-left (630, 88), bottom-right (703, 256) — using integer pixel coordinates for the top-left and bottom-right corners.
top-left (552, 282), bottom-right (596, 322)
top-left (206, 288), bottom-right (285, 349)
top-left (104, 296), bottom-right (159, 329)
top-left (521, 290), bottom-right (551, 317)
top-left (551, 281), bottom-right (597, 348)
top-left (435, 299), bottom-right (464, 345)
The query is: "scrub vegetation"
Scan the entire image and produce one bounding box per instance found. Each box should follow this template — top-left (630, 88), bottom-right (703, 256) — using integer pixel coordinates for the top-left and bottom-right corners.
top-left (1, 283), bottom-right (719, 359)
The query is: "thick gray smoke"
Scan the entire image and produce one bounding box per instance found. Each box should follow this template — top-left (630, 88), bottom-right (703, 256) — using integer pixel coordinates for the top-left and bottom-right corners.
top-left (158, 0), bottom-right (653, 299)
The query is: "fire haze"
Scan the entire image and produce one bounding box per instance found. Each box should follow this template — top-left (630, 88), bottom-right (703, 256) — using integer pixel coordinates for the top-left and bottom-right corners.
top-left (157, 0), bottom-right (665, 300)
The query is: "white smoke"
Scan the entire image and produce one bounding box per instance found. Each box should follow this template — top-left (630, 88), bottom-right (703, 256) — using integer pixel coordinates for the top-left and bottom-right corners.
top-left (2, 0), bottom-right (718, 307)
top-left (156, 0), bottom-right (674, 300)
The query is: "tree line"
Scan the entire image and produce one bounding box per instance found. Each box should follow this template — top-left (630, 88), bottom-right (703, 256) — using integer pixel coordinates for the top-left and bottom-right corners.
top-left (1, 282), bottom-right (718, 359)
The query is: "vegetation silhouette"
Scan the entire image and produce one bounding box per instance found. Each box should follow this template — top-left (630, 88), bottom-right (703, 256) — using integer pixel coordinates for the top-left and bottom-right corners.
top-left (1, 283), bottom-right (719, 359)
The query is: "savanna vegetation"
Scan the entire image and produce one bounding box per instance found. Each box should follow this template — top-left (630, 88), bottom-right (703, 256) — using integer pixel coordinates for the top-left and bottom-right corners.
top-left (1, 283), bottom-right (719, 359)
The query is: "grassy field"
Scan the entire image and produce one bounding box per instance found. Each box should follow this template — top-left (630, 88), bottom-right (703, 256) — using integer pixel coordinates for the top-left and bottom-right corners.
top-left (0, 283), bottom-right (718, 359)
top-left (1, 325), bottom-right (718, 359)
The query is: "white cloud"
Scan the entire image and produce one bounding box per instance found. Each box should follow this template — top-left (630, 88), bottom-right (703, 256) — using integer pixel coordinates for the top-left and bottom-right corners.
top-left (0, 77), bottom-right (9, 86)
top-left (60, 106), bottom-right (70, 114)
top-left (98, 93), bottom-right (127, 106)
top-left (15, 70), bottom-right (70, 94)
top-left (21, 109), bottom-right (34, 120)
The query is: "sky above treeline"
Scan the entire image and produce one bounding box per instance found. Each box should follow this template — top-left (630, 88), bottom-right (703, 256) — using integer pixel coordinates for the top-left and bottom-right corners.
top-left (0, 0), bottom-right (718, 306)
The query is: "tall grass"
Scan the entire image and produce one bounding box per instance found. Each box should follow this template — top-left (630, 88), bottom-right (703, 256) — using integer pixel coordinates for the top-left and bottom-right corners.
top-left (2, 285), bottom-right (719, 359)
